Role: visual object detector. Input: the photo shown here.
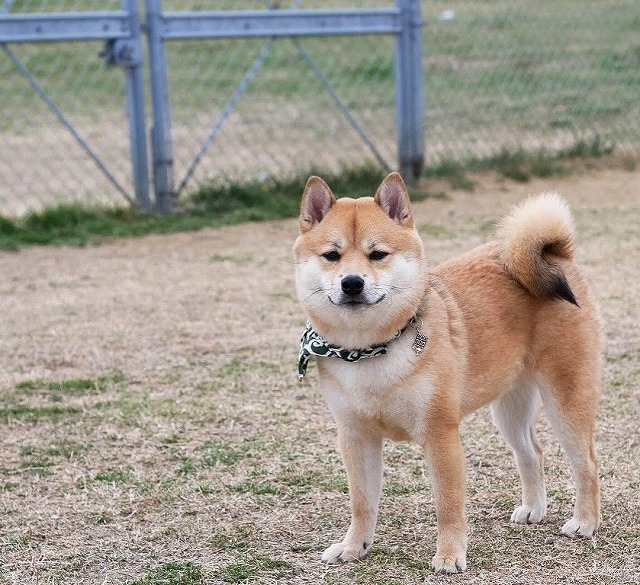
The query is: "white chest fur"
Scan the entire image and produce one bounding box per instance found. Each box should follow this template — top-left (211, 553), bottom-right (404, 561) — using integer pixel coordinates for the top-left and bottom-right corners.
top-left (316, 331), bottom-right (433, 442)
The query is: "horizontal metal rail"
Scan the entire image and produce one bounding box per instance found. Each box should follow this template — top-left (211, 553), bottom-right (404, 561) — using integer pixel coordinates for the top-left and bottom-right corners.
top-left (160, 8), bottom-right (401, 40)
top-left (0, 12), bottom-right (131, 43)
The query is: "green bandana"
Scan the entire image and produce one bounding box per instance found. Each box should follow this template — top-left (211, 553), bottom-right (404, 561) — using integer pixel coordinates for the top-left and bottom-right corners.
top-left (298, 322), bottom-right (403, 380)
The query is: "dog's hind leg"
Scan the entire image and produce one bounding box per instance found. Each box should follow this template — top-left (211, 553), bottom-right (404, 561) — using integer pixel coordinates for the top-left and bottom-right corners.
top-left (491, 381), bottom-right (547, 524)
top-left (538, 371), bottom-right (600, 538)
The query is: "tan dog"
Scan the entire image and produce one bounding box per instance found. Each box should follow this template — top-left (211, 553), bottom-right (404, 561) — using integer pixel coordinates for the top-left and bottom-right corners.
top-left (293, 172), bottom-right (601, 573)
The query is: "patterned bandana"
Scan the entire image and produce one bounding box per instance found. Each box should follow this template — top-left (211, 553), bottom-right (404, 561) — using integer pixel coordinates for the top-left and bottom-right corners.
top-left (297, 322), bottom-right (403, 380)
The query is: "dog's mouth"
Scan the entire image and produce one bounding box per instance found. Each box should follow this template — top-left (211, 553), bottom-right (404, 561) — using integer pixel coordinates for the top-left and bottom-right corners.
top-left (329, 294), bottom-right (386, 308)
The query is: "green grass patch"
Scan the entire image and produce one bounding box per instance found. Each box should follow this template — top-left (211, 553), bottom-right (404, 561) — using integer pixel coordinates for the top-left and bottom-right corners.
top-left (16, 373), bottom-right (124, 396)
top-left (214, 556), bottom-right (295, 584)
top-left (18, 440), bottom-right (87, 464)
top-left (4, 534), bottom-right (32, 551)
top-left (530, 156), bottom-right (568, 178)
top-left (210, 526), bottom-right (256, 552)
top-left (0, 204), bottom-right (227, 251)
top-left (383, 481), bottom-right (426, 496)
top-left (91, 391), bottom-right (194, 425)
top-left (429, 135), bottom-right (616, 186)
top-left (92, 511), bottom-right (113, 525)
top-left (1, 439), bottom-right (91, 477)
top-left (125, 562), bottom-right (205, 585)
top-left (209, 253), bottom-right (254, 264)
top-left (564, 133), bottom-right (615, 158)
top-left (177, 439), bottom-right (259, 476)
top-left (426, 159), bottom-right (475, 191)
top-left (200, 440), bottom-right (248, 467)
top-left (0, 405), bottom-right (80, 422)
top-left (280, 469), bottom-right (349, 494)
top-left (229, 481), bottom-right (284, 496)
top-left (465, 148), bottom-right (536, 181)
top-left (94, 468), bottom-right (132, 484)
top-left (186, 163), bottom-right (387, 216)
top-left (17, 456), bottom-right (55, 476)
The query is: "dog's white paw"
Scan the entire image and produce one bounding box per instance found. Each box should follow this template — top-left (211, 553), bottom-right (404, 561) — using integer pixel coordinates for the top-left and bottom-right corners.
top-left (511, 504), bottom-right (546, 525)
top-left (321, 541), bottom-right (370, 564)
top-left (561, 517), bottom-right (598, 538)
top-left (431, 552), bottom-right (466, 574)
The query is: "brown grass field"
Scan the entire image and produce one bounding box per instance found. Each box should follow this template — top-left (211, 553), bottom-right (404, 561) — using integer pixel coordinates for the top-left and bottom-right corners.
top-left (1, 165), bottom-right (639, 584)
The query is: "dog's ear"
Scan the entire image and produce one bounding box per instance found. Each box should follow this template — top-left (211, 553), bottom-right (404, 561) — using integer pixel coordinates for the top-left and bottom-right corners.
top-left (374, 172), bottom-right (413, 227)
top-left (299, 176), bottom-right (336, 233)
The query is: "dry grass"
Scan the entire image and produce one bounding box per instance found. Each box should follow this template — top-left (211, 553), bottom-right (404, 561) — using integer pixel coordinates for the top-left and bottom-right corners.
top-left (0, 167), bottom-right (639, 584)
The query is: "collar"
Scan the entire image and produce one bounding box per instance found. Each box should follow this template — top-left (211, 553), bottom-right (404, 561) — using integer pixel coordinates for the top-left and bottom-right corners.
top-left (297, 318), bottom-right (426, 380)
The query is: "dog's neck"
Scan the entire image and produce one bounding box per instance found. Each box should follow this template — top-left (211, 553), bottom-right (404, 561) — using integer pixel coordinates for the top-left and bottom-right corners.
top-left (298, 315), bottom-right (428, 380)
top-left (297, 322), bottom-right (406, 380)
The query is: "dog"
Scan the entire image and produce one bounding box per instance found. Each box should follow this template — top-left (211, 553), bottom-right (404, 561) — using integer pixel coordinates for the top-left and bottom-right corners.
top-left (293, 172), bottom-right (601, 573)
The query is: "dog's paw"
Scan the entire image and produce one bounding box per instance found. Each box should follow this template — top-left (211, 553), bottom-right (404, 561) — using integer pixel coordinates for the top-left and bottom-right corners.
top-left (431, 553), bottom-right (466, 574)
top-left (561, 517), bottom-right (598, 538)
top-left (511, 504), bottom-right (546, 525)
top-left (321, 541), bottom-right (370, 564)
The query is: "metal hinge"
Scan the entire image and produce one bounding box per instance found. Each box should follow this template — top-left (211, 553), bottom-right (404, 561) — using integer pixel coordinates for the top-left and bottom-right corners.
top-left (101, 38), bottom-right (141, 67)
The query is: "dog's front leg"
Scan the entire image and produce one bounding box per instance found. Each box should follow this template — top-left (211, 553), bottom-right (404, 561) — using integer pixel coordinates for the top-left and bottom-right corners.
top-left (424, 424), bottom-right (468, 573)
top-left (322, 427), bottom-right (383, 564)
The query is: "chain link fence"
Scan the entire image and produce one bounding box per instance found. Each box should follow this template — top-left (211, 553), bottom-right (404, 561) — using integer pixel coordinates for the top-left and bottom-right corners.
top-left (0, 0), bottom-right (135, 215)
top-left (1, 0), bottom-right (639, 216)
top-left (423, 0), bottom-right (640, 163)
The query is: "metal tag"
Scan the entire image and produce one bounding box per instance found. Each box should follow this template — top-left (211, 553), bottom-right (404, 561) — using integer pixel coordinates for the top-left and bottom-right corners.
top-left (412, 330), bottom-right (428, 355)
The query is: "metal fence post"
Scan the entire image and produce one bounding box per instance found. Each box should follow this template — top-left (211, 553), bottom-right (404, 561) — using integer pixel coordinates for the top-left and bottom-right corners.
top-left (395, 0), bottom-right (424, 184)
top-left (146, 0), bottom-right (174, 214)
top-left (123, 0), bottom-right (151, 212)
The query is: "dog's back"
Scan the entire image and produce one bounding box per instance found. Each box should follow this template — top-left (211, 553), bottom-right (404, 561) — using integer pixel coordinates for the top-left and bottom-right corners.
top-left (432, 193), bottom-right (602, 415)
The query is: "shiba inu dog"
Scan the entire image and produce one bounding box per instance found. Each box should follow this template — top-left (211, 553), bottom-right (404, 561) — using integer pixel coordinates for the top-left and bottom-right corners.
top-left (293, 172), bottom-right (601, 573)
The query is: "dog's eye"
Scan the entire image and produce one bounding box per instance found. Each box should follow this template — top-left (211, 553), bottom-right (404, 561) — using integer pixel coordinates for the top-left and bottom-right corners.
top-left (369, 250), bottom-right (389, 261)
top-left (322, 251), bottom-right (341, 262)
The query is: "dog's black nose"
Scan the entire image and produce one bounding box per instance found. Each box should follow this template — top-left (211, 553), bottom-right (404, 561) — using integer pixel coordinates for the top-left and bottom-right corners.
top-left (341, 275), bottom-right (365, 297)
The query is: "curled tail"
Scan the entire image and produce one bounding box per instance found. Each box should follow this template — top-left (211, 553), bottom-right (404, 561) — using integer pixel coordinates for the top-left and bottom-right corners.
top-left (497, 193), bottom-right (579, 307)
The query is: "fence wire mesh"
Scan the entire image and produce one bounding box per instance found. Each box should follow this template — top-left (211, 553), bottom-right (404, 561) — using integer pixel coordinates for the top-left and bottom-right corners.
top-left (165, 24), bottom-right (398, 198)
top-left (0, 0), bottom-right (134, 216)
top-left (423, 0), bottom-right (640, 163)
top-left (1, 0), bottom-right (639, 216)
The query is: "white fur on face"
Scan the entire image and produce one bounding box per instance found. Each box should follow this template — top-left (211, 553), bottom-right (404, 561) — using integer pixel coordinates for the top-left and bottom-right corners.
top-left (295, 251), bottom-right (424, 346)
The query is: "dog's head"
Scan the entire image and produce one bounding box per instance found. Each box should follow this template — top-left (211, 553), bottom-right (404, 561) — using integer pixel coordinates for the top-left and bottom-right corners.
top-left (293, 172), bottom-right (426, 349)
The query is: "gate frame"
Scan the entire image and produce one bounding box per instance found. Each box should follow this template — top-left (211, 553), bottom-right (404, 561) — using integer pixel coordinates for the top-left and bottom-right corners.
top-left (0, 0), bottom-right (151, 211)
top-left (145, 0), bottom-right (424, 213)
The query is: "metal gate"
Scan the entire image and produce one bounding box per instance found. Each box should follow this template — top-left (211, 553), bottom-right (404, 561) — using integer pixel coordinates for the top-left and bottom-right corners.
top-left (145, 0), bottom-right (424, 213)
top-left (0, 0), bottom-right (151, 213)
top-left (0, 1), bottom-right (423, 215)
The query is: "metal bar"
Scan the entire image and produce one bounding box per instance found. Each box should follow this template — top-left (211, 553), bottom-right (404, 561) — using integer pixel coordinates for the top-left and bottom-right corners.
top-left (122, 0), bottom-right (151, 212)
top-left (394, 0), bottom-right (424, 183)
top-left (292, 38), bottom-right (391, 173)
top-left (160, 8), bottom-right (400, 40)
top-left (146, 0), bottom-right (174, 214)
top-left (1, 44), bottom-right (134, 205)
top-left (175, 39), bottom-right (276, 197)
top-left (0, 12), bottom-right (130, 43)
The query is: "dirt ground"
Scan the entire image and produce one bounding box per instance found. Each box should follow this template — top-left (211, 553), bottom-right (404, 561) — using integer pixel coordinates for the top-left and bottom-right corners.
top-left (0, 166), bottom-right (638, 584)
